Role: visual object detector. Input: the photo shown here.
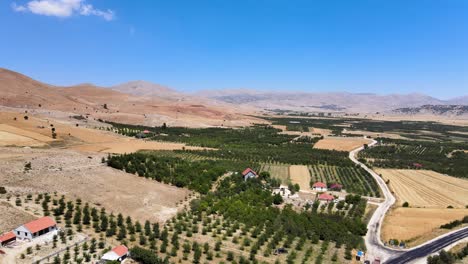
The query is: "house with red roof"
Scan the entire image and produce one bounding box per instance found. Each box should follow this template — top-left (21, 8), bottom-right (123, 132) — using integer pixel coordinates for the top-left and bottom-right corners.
top-left (101, 245), bottom-right (129, 262)
top-left (242, 168), bottom-right (258, 181)
top-left (0, 231), bottom-right (16, 246)
top-left (312, 182), bottom-right (327, 192)
top-left (14, 216), bottom-right (57, 240)
top-left (318, 193), bottom-right (335, 202)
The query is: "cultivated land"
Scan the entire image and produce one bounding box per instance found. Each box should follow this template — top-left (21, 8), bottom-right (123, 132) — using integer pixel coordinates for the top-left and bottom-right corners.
top-left (260, 164), bottom-right (290, 184)
top-left (0, 147), bottom-right (191, 223)
top-left (376, 169), bottom-right (468, 246)
top-left (289, 165), bottom-right (311, 191)
top-left (382, 208), bottom-right (468, 246)
top-left (376, 169), bottom-right (468, 208)
top-left (313, 136), bottom-right (372, 152)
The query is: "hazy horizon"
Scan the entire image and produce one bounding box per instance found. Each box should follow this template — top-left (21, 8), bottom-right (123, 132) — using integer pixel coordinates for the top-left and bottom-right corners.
top-left (1, 0), bottom-right (467, 99)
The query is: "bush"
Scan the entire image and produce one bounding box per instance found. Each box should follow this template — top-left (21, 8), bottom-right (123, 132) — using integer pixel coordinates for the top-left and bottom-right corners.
top-left (402, 202), bottom-right (409, 207)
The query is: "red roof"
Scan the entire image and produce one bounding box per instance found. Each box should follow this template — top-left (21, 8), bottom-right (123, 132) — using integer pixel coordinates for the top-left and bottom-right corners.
top-left (143, 130), bottom-right (151, 134)
top-left (112, 245), bottom-right (128, 257)
top-left (313, 182), bottom-right (327, 188)
top-left (24, 217), bottom-right (56, 233)
top-left (0, 231), bottom-right (15, 242)
top-left (318, 193), bottom-right (334, 201)
top-left (242, 168), bottom-right (257, 176)
top-left (329, 183), bottom-right (343, 189)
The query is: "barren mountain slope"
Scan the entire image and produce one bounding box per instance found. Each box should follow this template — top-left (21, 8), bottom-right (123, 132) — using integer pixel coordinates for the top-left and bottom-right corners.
top-left (0, 68), bottom-right (259, 127)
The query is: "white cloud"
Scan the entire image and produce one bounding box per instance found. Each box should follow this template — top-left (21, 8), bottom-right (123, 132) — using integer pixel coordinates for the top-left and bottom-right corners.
top-left (11, 0), bottom-right (115, 21)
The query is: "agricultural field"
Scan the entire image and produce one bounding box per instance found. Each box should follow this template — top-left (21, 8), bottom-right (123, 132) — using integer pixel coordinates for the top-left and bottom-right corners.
top-left (377, 169), bottom-right (468, 246)
top-left (376, 169), bottom-right (468, 208)
top-left (359, 138), bottom-right (468, 179)
top-left (313, 137), bottom-right (371, 152)
top-left (0, 182), bottom-right (366, 264)
top-left (259, 164), bottom-right (290, 184)
top-left (382, 208), bottom-right (468, 247)
top-left (309, 165), bottom-right (381, 197)
top-left (0, 201), bottom-right (37, 234)
top-left (289, 165), bottom-right (311, 192)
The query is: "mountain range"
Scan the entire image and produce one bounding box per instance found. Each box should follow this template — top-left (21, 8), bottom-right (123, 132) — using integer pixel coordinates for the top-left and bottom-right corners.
top-left (1, 68), bottom-right (467, 123)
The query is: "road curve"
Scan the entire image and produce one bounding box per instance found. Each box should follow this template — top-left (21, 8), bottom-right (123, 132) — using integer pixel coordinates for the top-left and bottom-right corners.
top-left (349, 139), bottom-right (468, 263)
top-left (349, 140), bottom-right (399, 261)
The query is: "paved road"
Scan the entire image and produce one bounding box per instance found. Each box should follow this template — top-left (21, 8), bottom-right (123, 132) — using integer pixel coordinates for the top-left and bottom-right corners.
top-left (349, 139), bottom-right (468, 263)
top-left (350, 140), bottom-right (398, 261)
top-left (386, 228), bottom-right (468, 264)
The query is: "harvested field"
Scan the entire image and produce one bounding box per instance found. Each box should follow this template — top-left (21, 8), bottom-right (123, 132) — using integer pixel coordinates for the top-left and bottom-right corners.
top-left (382, 208), bottom-right (468, 246)
top-left (260, 164), bottom-right (290, 184)
top-left (289, 165), bottom-right (311, 191)
top-left (0, 147), bottom-right (191, 223)
top-left (0, 124), bottom-right (54, 147)
top-left (313, 136), bottom-right (371, 151)
top-left (343, 129), bottom-right (406, 140)
top-left (70, 139), bottom-right (206, 154)
top-left (376, 169), bottom-right (468, 208)
top-left (308, 127), bottom-right (332, 136)
top-left (0, 201), bottom-right (37, 234)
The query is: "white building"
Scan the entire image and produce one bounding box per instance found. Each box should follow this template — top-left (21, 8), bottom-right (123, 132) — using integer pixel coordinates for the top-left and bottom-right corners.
top-left (14, 216), bottom-right (57, 240)
top-left (312, 182), bottom-right (327, 192)
top-left (242, 168), bottom-right (258, 181)
top-left (272, 185), bottom-right (292, 197)
top-left (101, 245), bottom-right (129, 262)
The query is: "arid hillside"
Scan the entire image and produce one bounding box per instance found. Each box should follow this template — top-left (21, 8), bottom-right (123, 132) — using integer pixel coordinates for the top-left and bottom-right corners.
top-left (0, 68), bottom-right (259, 127)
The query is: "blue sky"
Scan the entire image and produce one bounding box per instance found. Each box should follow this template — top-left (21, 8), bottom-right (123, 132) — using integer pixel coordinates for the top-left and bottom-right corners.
top-left (1, 0), bottom-right (467, 98)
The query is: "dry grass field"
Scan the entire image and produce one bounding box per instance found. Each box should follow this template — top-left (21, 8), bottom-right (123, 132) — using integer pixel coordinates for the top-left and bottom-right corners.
top-left (0, 147), bottom-right (191, 223)
top-left (313, 136), bottom-right (371, 151)
top-left (342, 129), bottom-right (406, 140)
top-left (0, 201), bottom-right (37, 234)
top-left (0, 111), bottom-right (206, 154)
top-left (376, 169), bottom-right (468, 208)
top-left (382, 208), bottom-right (468, 246)
top-left (377, 169), bottom-right (468, 246)
top-left (289, 165), bottom-right (311, 191)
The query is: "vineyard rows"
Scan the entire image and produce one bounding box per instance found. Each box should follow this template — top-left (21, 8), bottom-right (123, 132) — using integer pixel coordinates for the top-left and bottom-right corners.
top-left (308, 165), bottom-right (381, 197)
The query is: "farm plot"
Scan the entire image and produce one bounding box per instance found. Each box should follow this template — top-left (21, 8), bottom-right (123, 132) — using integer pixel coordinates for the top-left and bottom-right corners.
top-left (376, 169), bottom-right (468, 208)
top-left (313, 136), bottom-right (371, 151)
top-left (289, 165), bottom-right (311, 191)
top-left (260, 164), bottom-right (290, 184)
top-left (308, 165), bottom-right (381, 197)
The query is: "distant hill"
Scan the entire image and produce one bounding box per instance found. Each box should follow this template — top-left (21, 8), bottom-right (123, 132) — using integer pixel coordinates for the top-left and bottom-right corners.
top-left (393, 105), bottom-right (468, 116)
top-left (196, 90), bottom-right (452, 113)
top-left (0, 68), bottom-right (257, 127)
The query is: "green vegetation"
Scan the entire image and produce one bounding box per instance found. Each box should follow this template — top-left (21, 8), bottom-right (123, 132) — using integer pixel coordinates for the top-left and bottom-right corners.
top-left (440, 216), bottom-right (468, 229)
top-left (359, 138), bottom-right (468, 178)
top-left (107, 153), bottom-right (255, 193)
top-left (308, 165), bottom-right (380, 197)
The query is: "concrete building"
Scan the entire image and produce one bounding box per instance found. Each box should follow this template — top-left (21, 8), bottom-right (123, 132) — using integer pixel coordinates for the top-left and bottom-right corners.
top-left (101, 245), bottom-right (129, 262)
top-left (14, 216), bottom-right (57, 240)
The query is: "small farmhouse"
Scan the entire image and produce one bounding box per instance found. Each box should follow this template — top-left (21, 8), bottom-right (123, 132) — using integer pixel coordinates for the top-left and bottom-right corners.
top-left (0, 231), bottom-right (16, 247)
top-left (318, 193), bottom-right (334, 202)
top-left (312, 182), bottom-right (327, 192)
top-left (14, 216), bottom-right (57, 240)
top-left (101, 245), bottom-right (129, 262)
top-left (242, 168), bottom-right (258, 180)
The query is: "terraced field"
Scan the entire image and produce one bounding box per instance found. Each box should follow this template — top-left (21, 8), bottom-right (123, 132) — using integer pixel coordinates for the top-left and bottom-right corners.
top-left (308, 165), bottom-right (381, 197)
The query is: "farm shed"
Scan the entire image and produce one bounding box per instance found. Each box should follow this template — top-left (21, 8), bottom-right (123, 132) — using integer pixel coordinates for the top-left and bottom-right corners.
top-left (318, 193), bottom-right (334, 202)
top-left (14, 216), bottom-right (57, 240)
top-left (312, 182), bottom-right (327, 192)
top-left (329, 183), bottom-right (343, 191)
top-left (242, 168), bottom-right (258, 181)
top-left (0, 231), bottom-right (16, 246)
top-left (101, 245), bottom-right (129, 262)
